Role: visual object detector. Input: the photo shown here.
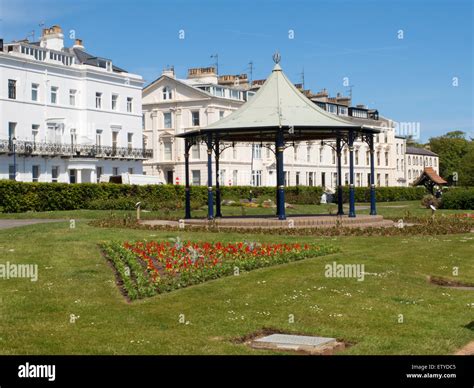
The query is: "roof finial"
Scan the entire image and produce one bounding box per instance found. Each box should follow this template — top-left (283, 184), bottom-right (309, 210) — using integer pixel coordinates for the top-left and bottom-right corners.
top-left (272, 51), bottom-right (281, 64)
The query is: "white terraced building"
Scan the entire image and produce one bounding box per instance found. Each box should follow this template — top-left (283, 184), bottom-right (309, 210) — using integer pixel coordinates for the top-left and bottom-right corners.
top-left (0, 25), bottom-right (149, 183)
top-left (143, 66), bottom-right (439, 190)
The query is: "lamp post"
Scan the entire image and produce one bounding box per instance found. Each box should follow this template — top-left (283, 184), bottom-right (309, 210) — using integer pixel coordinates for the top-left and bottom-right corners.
top-left (12, 137), bottom-right (17, 181)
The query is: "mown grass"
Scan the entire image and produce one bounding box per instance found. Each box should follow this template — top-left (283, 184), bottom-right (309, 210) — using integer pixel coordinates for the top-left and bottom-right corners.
top-left (0, 220), bottom-right (472, 355)
top-left (0, 200), bottom-right (470, 221)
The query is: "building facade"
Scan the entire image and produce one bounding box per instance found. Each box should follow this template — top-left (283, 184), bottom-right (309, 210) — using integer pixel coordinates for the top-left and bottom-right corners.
top-left (143, 66), bottom-right (439, 190)
top-left (405, 146), bottom-right (440, 185)
top-left (0, 25), bottom-right (149, 183)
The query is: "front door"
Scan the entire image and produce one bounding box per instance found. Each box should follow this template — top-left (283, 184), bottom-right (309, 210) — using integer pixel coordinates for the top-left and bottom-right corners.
top-left (166, 170), bottom-right (174, 184)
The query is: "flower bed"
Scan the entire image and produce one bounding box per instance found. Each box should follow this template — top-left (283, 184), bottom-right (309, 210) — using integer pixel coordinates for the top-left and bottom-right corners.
top-left (102, 240), bottom-right (338, 300)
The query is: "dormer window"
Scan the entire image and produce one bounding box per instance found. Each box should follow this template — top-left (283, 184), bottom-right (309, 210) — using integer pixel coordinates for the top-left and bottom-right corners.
top-left (163, 86), bottom-right (172, 100)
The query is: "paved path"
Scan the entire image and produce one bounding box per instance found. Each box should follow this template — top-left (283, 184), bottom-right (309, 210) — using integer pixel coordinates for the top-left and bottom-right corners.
top-left (0, 219), bottom-right (66, 230)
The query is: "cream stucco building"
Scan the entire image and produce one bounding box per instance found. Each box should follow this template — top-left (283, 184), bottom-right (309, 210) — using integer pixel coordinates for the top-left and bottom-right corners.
top-left (142, 66), bottom-right (439, 190)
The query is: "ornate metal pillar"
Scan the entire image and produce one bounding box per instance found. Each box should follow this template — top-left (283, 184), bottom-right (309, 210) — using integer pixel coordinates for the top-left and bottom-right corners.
top-left (206, 133), bottom-right (214, 219)
top-left (276, 129), bottom-right (286, 220)
top-left (348, 130), bottom-right (356, 218)
top-left (336, 136), bottom-right (344, 216)
top-left (214, 137), bottom-right (222, 218)
top-left (275, 140), bottom-right (280, 216)
top-left (369, 134), bottom-right (377, 215)
top-left (184, 138), bottom-right (191, 219)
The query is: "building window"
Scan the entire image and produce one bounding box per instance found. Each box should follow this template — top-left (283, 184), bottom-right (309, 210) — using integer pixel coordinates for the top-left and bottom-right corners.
top-left (128, 167), bottom-right (134, 174)
top-left (319, 148), bottom-right (323, 163)
top-left (307, 145), bottom-right (312, 162)
top-left (163, 86), bottom-right (172, 100)
top-left (96, 166), bottom-right (103, 183)
top-left (32, 165), bottom-right (40, 182)
top-left (8, 79), bottom-right (16, 99)
top-left (191, 111), bottom-right (200, 126)
top-left (69, 169), bottom-right (76, 183)
top-left (112, 94), bottom-right (118, 110)
top-left (96, 130), bottom-right (102, 148)
top-left (52, 166), bottom-right (59, 183)
top-left (219, 111), bottom-right (225, 119)
top-left (232, 170), bottom-right (238, 185)
top-left (112, 131), bottom-right (118, 153)
top-left (396, 144), bottom-right (399, 155)
top-left (356, 173), bottom-right (361, 187)
top-left (377, 173), bottom-right (381, 186)
top-left (308, 172), bottom-right (314, 186)
top-left (321, 172), bottom-right (326, 188)
top-left (51, 86), bottom-right (58, 104)
top-left (251, 170), bottom-right (262, 186)
top-left (408, 170), bottom-right (412, 179)
top-left (69, 89), bottom-right (76, 106)
top-left (8, 122), bottom-right (16, 140)
top-left (192, 144), bottom-right (200, 159)
top-left (127, 133), bottom-right (133, 151)
top-left (252, 144), bottom-right (262, 159)
top-left (385, 152), bottom-right (389, 166)
top-left (385, 173), bottom-right (389, 186)
top-left (377, 151), bottom-right (380, 166)
top-left (295, 171), bottom-right (300, 186)
top-left (192, 170), bottom-right (201, 186)
top-left (8, 165), bottom-right (15, 180)
top-left (31, 83), bottom-right (39, 101)
top-left (344, 149), bottom-right (348, 165)
top-left (164, 140), bottom-right (172, 160)
top-left (332, 149), bottom-right (336, 164)
top-left (164, 112), bottom-right (172, 129)
top-left (219, 169), bottom-right (226, 186)
top-left (95, 92), bottom-right (102, 109)
top-left (127, 97), bottom-right (133, 112)
top-left (112, 167), bottom-right (119, 176)
top-left (32, 125), bottom-right (39, 143)
top-left (344, 172), bottom-right (349, 185)
top-left (408, 156), bottom-right (411, 165)
top-left (366, 151), bottom-right (370, 165)
top-left (355, 149), bottom-right (359, 165)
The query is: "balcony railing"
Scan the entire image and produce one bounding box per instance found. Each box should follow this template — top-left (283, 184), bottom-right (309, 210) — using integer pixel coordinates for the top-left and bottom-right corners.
top-left (0, 139), bottom-right (152, 160)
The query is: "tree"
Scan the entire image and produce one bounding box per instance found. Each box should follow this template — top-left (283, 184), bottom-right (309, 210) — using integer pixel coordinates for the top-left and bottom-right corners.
top-left (406, 135), bottom-right (424, 148)
top-left (458, 141), bottom-right (474, 186)
top-left (429, 131), bottom-right (470, 184)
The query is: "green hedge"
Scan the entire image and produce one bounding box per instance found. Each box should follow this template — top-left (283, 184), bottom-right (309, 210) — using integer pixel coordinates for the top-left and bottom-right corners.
top-left (440, 188), bottom-right (474, 210)
top-left (0, 180), bottom-right (323, 213)
top-left (335, 186), bottom-right (427, 203)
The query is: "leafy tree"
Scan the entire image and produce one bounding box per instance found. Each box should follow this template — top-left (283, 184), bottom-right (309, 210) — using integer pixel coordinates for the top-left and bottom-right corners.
top-left (458, 141), bottom-right (474, 186)
top-left (406, 135), bottom-right (424, 148)
top-left (428, 131), bottom-right (470, 184)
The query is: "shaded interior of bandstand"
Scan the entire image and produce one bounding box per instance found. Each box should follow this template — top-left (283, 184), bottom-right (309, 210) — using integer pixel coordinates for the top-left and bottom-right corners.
top-left (177, 127), bottom-right (379, 221)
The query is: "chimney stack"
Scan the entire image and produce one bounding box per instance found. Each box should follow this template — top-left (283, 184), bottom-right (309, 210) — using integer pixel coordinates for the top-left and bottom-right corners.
top-left (40, 25), bottom-right (64, 51)
top-left (73, 39), bottom-right (84, 50)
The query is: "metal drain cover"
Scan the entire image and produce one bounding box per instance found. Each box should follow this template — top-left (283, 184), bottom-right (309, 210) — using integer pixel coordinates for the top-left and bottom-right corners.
top-left (252, 334), bottom-right (336, 351)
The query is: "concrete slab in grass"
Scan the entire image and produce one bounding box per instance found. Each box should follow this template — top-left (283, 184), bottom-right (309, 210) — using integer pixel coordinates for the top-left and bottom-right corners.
top-left (251, 334), bottom-right (343, 355)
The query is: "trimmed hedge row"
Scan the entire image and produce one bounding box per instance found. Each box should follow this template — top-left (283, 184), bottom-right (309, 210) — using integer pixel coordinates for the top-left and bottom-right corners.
top-left (0, 180), bottom-right (323, 213)
top-left (336, 186), bottom-right (427, 203)
top-left (440, 188), bottom-right (474, 210)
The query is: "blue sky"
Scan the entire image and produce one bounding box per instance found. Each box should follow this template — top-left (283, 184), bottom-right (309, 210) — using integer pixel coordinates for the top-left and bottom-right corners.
top-left (1, 0), bottom-right (472, 141)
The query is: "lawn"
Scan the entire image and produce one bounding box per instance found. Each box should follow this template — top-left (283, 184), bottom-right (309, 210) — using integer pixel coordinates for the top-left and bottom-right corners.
top-left (0, 219), bottom-right (472, 355)
top-left (0, 200), bottom-right (469, 221)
